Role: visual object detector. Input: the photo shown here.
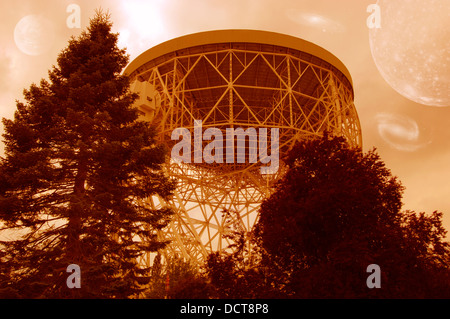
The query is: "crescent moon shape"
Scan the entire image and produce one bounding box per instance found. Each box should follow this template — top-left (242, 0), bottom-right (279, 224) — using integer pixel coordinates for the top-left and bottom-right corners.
top-left (376, 113), bottom-right (431, 152)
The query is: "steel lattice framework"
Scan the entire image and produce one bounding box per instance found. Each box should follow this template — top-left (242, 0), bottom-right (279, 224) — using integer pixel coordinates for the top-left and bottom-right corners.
top-left (124, 30), bottom-right (362, 266)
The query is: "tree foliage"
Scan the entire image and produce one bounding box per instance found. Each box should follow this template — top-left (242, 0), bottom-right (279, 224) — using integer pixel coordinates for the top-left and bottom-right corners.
top-left (145, 254), bottom-right (213, 299)
top-left (0, 11), bottom-right (175, 298)
top-left (206, 133), bottom-right (450, 298)
top-left (253, 133), bottom-right (450, 298)
top-left (205, 210), bottom-right (271, 298)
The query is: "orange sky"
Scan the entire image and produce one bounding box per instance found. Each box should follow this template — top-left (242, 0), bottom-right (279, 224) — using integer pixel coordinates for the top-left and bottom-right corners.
top-left (1, 0), bottom-right (449, 234)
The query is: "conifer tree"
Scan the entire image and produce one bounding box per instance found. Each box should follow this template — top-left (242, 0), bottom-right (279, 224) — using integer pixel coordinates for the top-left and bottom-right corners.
top-left (0, 11), bottom-right (175, 298)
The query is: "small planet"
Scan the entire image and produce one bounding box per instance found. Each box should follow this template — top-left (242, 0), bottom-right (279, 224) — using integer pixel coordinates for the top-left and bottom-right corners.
top-left (14, 15), bottom-right (55, 56)
top-left (369, 0), bottom-right (450, 107)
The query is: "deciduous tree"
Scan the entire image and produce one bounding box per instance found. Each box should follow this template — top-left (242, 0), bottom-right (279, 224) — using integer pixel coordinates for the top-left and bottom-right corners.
top-left (254, 133), bottom-right (450, 298)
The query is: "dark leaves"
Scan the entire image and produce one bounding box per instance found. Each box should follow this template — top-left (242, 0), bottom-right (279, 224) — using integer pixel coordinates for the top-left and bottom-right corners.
top-left (207, 133), bottom-right (450, 298)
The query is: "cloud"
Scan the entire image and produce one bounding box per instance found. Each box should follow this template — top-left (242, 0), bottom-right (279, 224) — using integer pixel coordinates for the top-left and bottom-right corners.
top-left (0, 50), bottom-right (13, 91)
top-left (113, 0), bottom-right (170, 58)
top-left (286, 11), bottom-right (346, 33)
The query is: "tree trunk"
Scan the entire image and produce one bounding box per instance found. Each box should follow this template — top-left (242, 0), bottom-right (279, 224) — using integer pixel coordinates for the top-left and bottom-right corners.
top-left (66, 159), bottom-right (87, 263)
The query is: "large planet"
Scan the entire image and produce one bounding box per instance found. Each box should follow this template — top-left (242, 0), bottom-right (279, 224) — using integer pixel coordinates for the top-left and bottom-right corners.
top-left (369, 0), bottom-right (450, 107)
top-left (14, 15), bottom-right (55, 56)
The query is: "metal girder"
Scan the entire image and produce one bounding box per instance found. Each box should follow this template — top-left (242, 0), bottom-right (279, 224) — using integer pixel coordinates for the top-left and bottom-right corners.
top-left (130, 40), bottom-right (362, 266)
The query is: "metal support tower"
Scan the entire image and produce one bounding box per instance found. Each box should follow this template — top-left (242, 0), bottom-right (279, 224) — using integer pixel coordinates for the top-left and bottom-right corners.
top-left (125, 30), bottom-right (362, 266)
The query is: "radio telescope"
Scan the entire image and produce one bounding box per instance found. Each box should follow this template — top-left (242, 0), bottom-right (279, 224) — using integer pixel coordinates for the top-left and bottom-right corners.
top-left (124, 30), bottom-right (361, 266)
